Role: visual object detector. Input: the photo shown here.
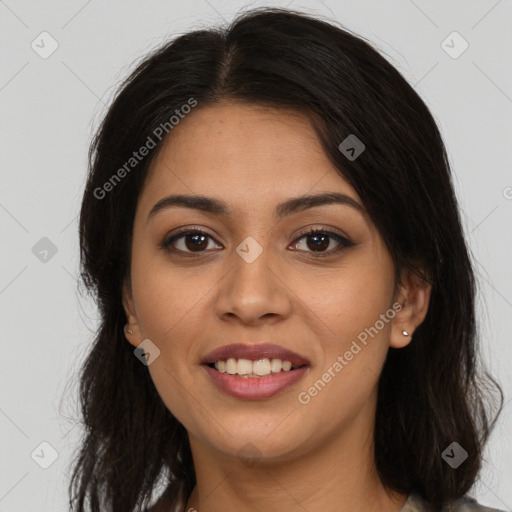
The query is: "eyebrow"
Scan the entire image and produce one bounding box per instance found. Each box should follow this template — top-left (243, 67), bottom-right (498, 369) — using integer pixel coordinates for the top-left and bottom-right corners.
top-left (147, 192), bottom-right (366, 224)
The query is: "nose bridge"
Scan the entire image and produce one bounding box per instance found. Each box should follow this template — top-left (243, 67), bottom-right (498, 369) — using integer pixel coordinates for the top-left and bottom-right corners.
top-left (215, 235), bottom-right (291, 323)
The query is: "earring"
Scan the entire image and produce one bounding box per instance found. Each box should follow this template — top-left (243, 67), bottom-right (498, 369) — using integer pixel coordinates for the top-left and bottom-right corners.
top-left (402, 330), bottom-right (409, 336)
top-left (124, 325), bottom-right (133, 334)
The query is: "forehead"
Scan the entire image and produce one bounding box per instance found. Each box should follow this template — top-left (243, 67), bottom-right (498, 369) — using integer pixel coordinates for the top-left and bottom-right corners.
top-left (139, 100), bottom-right (359, 215)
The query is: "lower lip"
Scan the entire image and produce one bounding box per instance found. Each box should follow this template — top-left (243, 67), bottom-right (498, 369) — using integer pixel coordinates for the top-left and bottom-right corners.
top-left (202, 365), bottom-right (309, 399)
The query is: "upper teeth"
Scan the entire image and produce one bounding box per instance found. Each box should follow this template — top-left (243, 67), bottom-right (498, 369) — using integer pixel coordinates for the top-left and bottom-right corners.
top-left (214, 358), bottom-right (294, 376)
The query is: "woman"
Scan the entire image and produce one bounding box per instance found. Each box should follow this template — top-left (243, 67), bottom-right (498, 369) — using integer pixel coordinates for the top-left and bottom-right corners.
top-left (69, 7), bottom-right (505, 512)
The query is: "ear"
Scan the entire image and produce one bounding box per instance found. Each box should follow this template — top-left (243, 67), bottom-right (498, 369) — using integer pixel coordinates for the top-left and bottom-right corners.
top-left (122, 279), bottom-right (141, 348)
top-left (390, 267), bottom-right (432, 349)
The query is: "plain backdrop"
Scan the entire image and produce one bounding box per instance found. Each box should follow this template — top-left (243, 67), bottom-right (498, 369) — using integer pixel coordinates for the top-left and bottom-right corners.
top-left (0, 1), bottom-right (511, 510)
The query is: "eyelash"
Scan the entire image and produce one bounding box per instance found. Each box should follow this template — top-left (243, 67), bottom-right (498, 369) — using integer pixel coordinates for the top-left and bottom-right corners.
top-left (160, 226), bottom-right (355, 258)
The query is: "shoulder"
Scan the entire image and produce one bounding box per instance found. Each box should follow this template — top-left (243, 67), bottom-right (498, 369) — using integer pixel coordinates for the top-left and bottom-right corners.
top-left (403, 493), bottom-right (507, 512)
top-left (145, 496), bottom-right (188, 512)
top-left (443, 495), bottom-right (507, 512)
top-left (144, 484), bottom-right (188, 512)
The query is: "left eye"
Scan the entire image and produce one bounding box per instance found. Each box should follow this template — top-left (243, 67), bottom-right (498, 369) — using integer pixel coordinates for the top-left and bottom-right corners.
top-left (291, 229), bottom-right (353, 255)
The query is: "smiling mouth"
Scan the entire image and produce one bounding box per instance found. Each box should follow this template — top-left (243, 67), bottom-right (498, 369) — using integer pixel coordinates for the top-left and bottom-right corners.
top-left (204, 358), bottom-right (308, 378)
top-left (202, 359), bottom-right (310, 399)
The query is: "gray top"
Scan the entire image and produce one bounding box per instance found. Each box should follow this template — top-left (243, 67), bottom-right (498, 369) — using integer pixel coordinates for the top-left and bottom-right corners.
top-left (146, 492), bottom-right (506, 511)
top-left (399, 493), bottom-right (506, 512)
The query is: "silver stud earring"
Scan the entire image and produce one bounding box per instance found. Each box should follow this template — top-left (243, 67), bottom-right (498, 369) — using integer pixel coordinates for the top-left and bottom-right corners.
top-left (124, 325), bottom-right (133, 334)
top-left (402, 330), bottom-right (409, 336)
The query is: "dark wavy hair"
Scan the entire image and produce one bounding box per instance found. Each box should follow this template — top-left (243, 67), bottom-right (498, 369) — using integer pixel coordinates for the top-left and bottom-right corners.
top-left (69, 6), bottom-right (503, 512)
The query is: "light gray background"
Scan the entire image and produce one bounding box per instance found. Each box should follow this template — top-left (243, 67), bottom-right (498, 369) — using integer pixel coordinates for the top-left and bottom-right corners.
top-left (1, 1), bottom-right (511, 511)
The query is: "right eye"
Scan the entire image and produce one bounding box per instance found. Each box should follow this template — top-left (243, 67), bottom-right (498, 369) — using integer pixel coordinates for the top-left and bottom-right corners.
top-left (161, 228), bottom-right (223, 255)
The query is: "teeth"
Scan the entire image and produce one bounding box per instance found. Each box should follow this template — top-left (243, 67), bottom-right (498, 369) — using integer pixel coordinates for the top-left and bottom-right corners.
top-left (253, 358), bottom-right (271, 376)
top-left (282, 360), bottom-right (292, 371)
top-left (270, 358), bottom-right (282, 373)
top-left (214, 357), bottom-right (296, 376)
top-left (237, 358), bottom-right (253, 375)
top-left (225, 357), bottom-right (237, 375)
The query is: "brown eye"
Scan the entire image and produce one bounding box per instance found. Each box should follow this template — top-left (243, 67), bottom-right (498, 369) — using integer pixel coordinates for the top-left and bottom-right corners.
top-left (292, 229), bottom-right (354, 256)
top-left (162, 229), bottom-right (222, 254)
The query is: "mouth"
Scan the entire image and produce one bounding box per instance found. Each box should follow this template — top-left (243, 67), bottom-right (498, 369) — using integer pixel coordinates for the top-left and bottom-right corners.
top-left (201, 343), bottom-right (310, 399)
top-left (204, 358), bottom-right (307, 377)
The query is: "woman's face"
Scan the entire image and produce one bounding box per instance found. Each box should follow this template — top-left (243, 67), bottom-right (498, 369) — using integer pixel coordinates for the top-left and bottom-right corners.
top-left (123, 100), bottom-right (429, 466)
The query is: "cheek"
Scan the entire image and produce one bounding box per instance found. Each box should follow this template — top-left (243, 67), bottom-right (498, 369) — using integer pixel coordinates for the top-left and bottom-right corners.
top-left (291, 252), bottom-right (395, 407)
top-left (131, 249), bottom-right (213, 342)
top-left (291, 258), bottom-right (394, 348)
top-left (295, 299), bottom-right (394, 435)
top-left (131, 267), bottom-right (211, 425)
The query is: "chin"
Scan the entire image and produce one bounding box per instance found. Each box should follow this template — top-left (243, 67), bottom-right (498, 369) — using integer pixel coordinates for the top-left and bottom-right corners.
top-left (201, 425), bottom-right (309, 464)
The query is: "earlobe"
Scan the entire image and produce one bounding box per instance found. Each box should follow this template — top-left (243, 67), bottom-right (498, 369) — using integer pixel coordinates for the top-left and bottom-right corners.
top-left (389, 324), bottom-right (413, 349)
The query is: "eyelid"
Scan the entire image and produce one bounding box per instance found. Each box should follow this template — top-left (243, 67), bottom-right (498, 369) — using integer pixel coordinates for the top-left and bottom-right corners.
top-left (166, 225), bottom-right (218, 240)
top-left (292, 225), bottom-right (352, 244)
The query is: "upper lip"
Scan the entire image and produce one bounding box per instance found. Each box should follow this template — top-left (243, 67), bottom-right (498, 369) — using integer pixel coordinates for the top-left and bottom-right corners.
top-left (201, 343), bottom-right (310, 367)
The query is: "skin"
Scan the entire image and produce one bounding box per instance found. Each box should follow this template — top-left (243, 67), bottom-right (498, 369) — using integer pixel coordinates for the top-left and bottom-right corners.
top-left (122, 100), bottom-right (432, 512)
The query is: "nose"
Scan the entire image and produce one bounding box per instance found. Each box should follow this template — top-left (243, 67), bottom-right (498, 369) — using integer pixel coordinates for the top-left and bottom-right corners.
top-left (214, 241), bottom-right (293, 326)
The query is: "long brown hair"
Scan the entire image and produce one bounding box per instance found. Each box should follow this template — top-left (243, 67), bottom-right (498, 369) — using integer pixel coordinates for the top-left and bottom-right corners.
top-left (69, 7), bottom-right (503, 511)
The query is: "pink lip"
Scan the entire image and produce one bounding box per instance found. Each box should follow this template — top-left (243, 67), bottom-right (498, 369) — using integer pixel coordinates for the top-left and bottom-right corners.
top-left (202, 364), bottom-right (309, 399)
top-left (201, 343), bottom-right (310, 400)
top-left (201, 343), bottom-right (310, 367)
